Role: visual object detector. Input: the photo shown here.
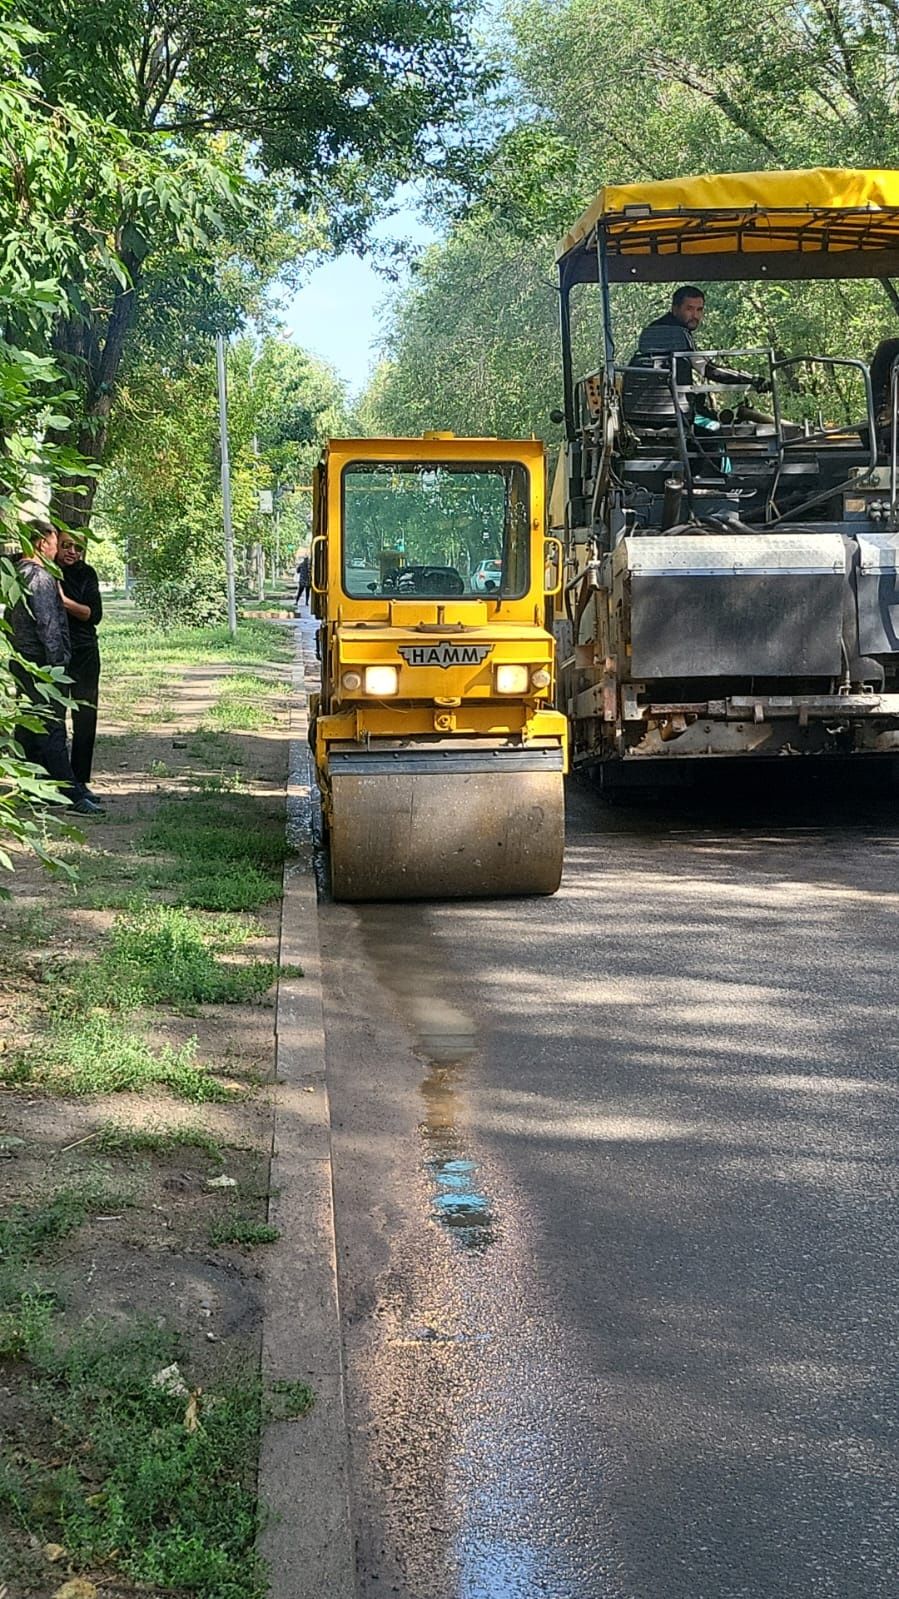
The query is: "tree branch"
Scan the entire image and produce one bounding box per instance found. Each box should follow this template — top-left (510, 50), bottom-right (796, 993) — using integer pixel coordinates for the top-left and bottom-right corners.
top-left (879, 276), bottom-right (899, 317)
top-left (819, 0), bottom-right (866, 111)
top-left (647, 52), bottom-right (782, 159)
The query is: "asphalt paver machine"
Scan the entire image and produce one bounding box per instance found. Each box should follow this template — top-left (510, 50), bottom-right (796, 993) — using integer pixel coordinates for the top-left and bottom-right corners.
top-left (310, 434), bottom-right (568, 899)
top-left (553, 167), bottom-right (899, 780)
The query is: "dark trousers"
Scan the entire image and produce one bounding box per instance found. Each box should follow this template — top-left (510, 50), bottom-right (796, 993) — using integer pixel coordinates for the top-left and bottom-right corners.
top-left (68, 647), bottom-right (100, 784)
top-left (11, 661), bottom-right (78, 796)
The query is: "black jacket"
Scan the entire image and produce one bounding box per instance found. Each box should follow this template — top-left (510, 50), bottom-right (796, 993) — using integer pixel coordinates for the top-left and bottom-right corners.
top-left (10, 559), bottom-right (70, 667)
top-left (636, 312), bottom-right (753, 387)
top-left (61, 559), bottom-right (102, 655)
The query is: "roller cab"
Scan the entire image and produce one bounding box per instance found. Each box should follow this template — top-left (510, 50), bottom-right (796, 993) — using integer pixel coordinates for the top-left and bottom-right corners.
top-left (310, 435), bottom-right (567, 901)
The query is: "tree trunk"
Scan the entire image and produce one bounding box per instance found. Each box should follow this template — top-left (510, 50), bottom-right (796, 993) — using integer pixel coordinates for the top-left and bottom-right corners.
top-left (50, 267), bottom-right (140, 531)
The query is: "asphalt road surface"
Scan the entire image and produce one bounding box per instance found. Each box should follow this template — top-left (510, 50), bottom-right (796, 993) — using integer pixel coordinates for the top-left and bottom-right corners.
top-left (320, 769), bottom-right (899, 1599)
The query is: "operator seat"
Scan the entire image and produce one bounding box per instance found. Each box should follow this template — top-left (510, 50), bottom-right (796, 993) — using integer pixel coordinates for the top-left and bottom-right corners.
top-left (621, 354), bottom-right (688, 432)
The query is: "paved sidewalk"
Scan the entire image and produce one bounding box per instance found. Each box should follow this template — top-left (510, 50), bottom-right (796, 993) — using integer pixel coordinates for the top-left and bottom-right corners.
top-left (257, 607), bottom-right (355, 1599)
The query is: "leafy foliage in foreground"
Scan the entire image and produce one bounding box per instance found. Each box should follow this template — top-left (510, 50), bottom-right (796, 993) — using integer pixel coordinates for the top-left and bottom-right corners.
top-left (17, 0), bottom-right (487, 537)
top-left (0, 1), bottom-right (203, 881)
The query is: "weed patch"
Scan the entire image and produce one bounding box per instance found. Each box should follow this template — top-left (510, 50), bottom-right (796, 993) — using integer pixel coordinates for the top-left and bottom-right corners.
top-left (149, 860), bottom-right (281, 910)
top-left (267, 1378), bottom-right (314, 1420)
top-left (0, 1185), bottom-right (134, 1267)
top-left (142, 793), bottom-right (288, 870)
top-left (68, 880), bottom-right (152, 911)
top-left (2, 906), bottom-right (61, 944)
top-left (96, 1122), bottom-right (225, 1160)
top-left (187, 727), bottom-right (247, 766)
top-left (138, 790), bottom-right (286, 909)
top-left (191, 766), bottom-right (244, 793)
top-left (204, 673), bottom-right (281, 732)
top-left (78, 905), bottom-right (277, 1011)
top-left (6, 1015), bottom-right (231, 1101)
top-left (0, 1292), bottom-right (55, 1360)
top-left (209, 1216), bottom-right (280, 1248)
top-left (0, 1320), bottom-right (266, 1598)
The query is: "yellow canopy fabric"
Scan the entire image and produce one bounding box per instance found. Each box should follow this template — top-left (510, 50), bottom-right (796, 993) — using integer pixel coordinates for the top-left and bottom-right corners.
top-left (556, 168), bottom-right (899, 263)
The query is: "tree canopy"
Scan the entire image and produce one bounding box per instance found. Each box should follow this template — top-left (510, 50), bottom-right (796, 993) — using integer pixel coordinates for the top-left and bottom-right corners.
top-left (12, 0), bottom-right (487, 523)
top-left (364, 0), bottom-right (899, 441)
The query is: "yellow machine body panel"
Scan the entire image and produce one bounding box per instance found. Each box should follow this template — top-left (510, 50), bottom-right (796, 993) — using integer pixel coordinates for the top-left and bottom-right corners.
top-left (311, 436), bottom-right (567, 900)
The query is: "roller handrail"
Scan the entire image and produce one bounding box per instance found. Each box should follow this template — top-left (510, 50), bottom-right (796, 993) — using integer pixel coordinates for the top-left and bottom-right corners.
top-left (768, 354), bottom-right (876, 522)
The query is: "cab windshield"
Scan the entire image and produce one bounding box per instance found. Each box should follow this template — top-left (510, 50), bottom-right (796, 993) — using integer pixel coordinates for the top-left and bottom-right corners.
top-left (341, 460), bottom-right (530, 599)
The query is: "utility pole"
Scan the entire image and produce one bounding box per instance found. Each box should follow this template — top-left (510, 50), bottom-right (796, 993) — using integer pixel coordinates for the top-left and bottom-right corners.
top-left (248, 349), bottom-right (266, 602)
top-left (216, 333), bottom-right (238, 638)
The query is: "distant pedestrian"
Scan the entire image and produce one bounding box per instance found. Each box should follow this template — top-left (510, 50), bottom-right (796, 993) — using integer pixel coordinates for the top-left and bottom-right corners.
top-left (295, 553), bottom-right (311, 610)
top-left (58, 532), bottom-right (103, 802)
top-left (8, 521), bottom-right (103, 815)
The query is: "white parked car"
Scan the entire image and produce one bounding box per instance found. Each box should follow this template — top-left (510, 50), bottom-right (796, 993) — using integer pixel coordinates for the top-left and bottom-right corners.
top-left (471, 559), bottom-right (503, 593)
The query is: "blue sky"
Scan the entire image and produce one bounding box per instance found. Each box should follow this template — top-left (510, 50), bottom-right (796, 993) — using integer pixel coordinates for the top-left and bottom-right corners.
top-left (281, 194), bottom-right (438, 396)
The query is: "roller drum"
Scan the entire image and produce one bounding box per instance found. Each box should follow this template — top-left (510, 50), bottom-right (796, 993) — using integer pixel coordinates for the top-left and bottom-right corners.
top-left (327, 746), bottom-right (564, 901)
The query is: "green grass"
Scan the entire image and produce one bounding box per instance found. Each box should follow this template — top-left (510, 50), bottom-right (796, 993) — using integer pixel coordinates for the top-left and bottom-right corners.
top-left (147, 860), bottom-right (282, 911)
top-left (0, 1292), bottom-right (55, 1361)
top-left (0, 1185), bottom-right (134, 1268)
top-left (139, 790), bottom-right (287, 910)
top-left (98, 617), bottom-right (288, 731)
top-left (204, 674), bottom-right (281, 733)
top-left (103, 616), bottom-right (289, 671)
top-left (77, 905), bottom-right (277, 1011)
top-left (96, 1123), bottom-right (225, 1161)
top-left (187, 728), bottom-right (248, 767)
top-left (142, 795), bottom-right (288, 870)
top-left (208, 1216), bottom-right (280, 1248)
top-left (68, 879), bottom-right (152, 911)
top-left (0, 1320), bottom-right (266, 1599)
top-left (190, 766), bottom-right (244, 793)
top-left (5, 1014), bottom-right (232, 1101)
top-left (69, 793), bottom-right (285, 913)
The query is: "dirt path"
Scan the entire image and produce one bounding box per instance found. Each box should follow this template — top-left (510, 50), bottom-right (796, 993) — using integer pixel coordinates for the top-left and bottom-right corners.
top-left (0, 626), bottom-right (294, 1599)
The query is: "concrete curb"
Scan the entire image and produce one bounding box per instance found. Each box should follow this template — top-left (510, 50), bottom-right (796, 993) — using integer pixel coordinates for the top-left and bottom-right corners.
top-left (258, 616), bottom-right (355, 1598)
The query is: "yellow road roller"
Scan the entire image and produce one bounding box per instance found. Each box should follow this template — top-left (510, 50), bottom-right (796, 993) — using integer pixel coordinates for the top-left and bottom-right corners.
top-left (309, 434), bottom-right (568, 900)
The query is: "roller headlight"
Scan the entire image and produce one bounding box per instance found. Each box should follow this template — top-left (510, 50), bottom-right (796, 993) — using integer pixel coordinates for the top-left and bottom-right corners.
top-left (495, 663), bottom-right (530, 695)
top-left (530, 667), bottom-right (552, 690)
top-left (363, 665), bottom-right (399, 696)
top-left (341, 670), bottom-right (362, 693)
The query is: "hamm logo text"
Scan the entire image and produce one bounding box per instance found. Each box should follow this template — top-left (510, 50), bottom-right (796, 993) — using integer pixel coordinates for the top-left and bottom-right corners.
top-left (397, 643), bottom-right (492, 669)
